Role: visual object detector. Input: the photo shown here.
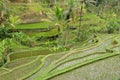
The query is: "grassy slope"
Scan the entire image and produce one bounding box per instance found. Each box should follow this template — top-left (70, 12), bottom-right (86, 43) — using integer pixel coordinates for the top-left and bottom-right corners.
top-left (16, 22), bottom-right (53, 29)
top-left (4, 57), bottom-right (36, 69)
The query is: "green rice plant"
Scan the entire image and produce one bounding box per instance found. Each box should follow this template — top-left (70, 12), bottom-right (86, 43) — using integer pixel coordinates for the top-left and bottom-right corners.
top-left (8, 49), bottom-right (52, 61)
top-left (29, 28), bottom-right (58, 38)
top-left (16, 22), bottom-right (53, 30)
top-left (21, 52), bottom-right (65, 80)
top-left (0, 56), bottom-right (42, 80)
top-left (34, 35), bottom-right (120, 80)
top-left (36, 53), bottom-right (119, 80)
top-left (48, 52), bottom-right (106, 72)
top-left (53, 34), bottom-right (119, 65)
top-left (50, 54), bottom-right (120, 80)
top-left (0, 68), bottom-right (10, 75)
top-left (4, 57), bottom-right (36, 69)
top-left (12, 32), bottom-right (34, 46)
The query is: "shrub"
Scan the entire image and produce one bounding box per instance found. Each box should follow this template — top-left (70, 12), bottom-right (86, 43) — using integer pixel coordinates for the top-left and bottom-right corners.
top-left (77, 29), bottom-right (91, 42)
top-left (104, 19), bottom-right (120, 33)
top-left (91, 34), bottom-right (99, 43)
top-left (0, 38), bottom-right (12, 66)
top-left (112, 39), bottom-right (119, 45)
top-left (105, 47), bottom-right (114, 53)
top-left (12, 32), bottom-right (34, 47)
top-left (0, 27), bottom-right (10, 39)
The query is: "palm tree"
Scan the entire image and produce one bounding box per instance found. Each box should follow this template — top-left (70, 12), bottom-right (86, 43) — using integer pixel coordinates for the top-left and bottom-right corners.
top-left (77, 0), bottom-right (96, 41)
top-left (9, 15), bottom-right (21, 32)
top-left (54, 5), bottom-right (64, 35)
top-left (42, 5), bottom-right (65, 46)
top-left (64, 0), bottom-right (75, 46)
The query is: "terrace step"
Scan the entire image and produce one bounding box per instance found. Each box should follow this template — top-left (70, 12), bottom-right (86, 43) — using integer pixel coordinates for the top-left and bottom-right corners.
top-left (33, 35), bottom-right (120, 80)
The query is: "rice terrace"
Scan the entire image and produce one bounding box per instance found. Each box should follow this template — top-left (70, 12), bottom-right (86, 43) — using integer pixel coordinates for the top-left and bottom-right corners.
top-left (0, 0), bottom-right (120, 80)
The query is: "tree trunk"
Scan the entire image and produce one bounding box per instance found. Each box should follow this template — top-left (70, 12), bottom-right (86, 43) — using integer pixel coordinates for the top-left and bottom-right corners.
top-left (64, 25), bottom-right (69, 47)
top-left (57, 25), bottom-right (61, 45)
top-left (77, 5), bottom-right (83, 41)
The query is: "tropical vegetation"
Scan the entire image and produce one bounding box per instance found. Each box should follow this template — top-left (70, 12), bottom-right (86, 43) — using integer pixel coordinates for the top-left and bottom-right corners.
top-left (0, 0), bottom-right (120, 80)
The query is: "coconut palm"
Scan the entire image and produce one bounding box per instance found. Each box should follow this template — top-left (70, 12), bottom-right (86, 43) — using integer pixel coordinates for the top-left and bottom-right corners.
top-left (9, 15), bottom-right (21, 32)
top-left (63, 0), bottom-right (76, 46)
top-left (77, 0), bottom-right (96, 41)
top-left (42, 5), bottom-right (65, 45)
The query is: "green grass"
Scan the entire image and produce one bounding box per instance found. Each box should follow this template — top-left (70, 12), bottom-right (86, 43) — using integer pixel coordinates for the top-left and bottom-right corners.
top-left (33, 35), bottom-right (120, 80)
top-left (8, 48), bottom-right (52, 61)
top-left (68, 13), bottom-right (107, 33)
top-left (24, 53), bottom-right (65, 80)
top-left (82, 13), bottom-right (106, 27)
top-left (0, 56), bottom-right (42, 80)
top-left (35, 52), bottom-right (119, 80)
top-left (50, 55), bottom-right (120, 80)
top-left (1, 34), bottom-right (120, 80)
top-left (28, 28), bottom-right (58, 38)
top-left (1, 2), bottom-right (119, 80)
top-left (16, 22), bottom-right (53, 29)
top-left (4, 57), bottom-right (36, 69)
top-left (8, 3), bottom-right (52, 15)
top-left (0, 68), bottom-right (9, 75)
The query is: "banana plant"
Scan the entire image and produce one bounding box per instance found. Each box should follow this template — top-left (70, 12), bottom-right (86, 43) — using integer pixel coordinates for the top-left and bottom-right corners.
top-left (42, 5), bottom-right (65, 43)
top-left (9, 15), bottom-right (21, 32)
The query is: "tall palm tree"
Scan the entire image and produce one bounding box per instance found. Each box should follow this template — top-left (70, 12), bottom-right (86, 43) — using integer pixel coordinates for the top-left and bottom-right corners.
top-left (42, 5), bottom-right (65, 46)
top-left (64, 0), bottom-right (75, 46)
top-left (77, 0), bottom-right (96, 41)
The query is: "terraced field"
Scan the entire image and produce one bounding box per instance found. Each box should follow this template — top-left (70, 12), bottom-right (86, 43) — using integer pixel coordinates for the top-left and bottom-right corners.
top-left (0, 34), bottom-right (120, 80)
top-left (0, 0), bottom-right (119, 80)
top-left (32, 35), bottom-right (120, 80)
